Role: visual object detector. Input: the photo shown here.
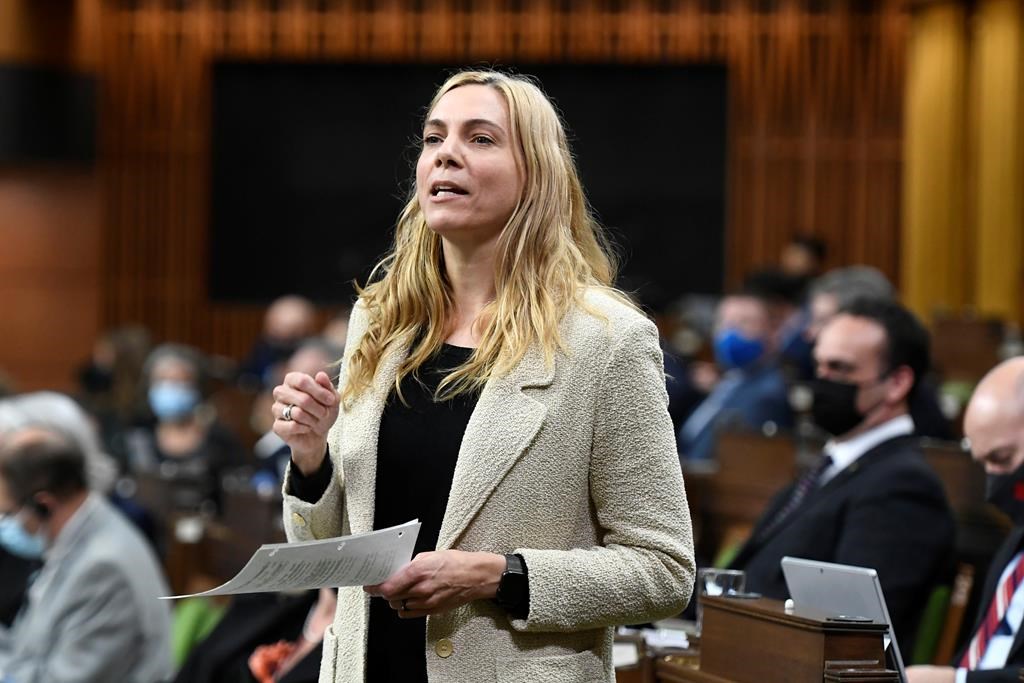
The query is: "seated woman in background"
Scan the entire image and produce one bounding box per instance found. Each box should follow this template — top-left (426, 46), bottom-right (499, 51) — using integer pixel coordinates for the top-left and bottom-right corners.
top-left (273, 70), bottom-right (695, 683)
top-left (125, 344), bottom-right (247, 514)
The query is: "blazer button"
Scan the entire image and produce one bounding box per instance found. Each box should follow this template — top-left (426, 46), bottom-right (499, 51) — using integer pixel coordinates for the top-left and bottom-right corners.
top-left (435, 638), bottom-right (454, 658)
top-left (291, 512), bottom-right (307, 528)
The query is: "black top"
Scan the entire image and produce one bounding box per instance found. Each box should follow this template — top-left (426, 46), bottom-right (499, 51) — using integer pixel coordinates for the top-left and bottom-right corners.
top-left (290, 343), bottom-right (477, 683)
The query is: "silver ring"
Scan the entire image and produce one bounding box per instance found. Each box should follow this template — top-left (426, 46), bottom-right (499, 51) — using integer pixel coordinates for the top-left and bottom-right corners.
top-left (282, 404), bottom-right (294, 422)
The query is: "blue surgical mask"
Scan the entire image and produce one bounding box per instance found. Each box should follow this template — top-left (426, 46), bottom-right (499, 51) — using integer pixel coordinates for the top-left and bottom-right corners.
top-left (0, 514), bottom-right (47, 560)
top-left (148, 382), bottom-right (200, 421)
top-left (713, 329), bottom-right (765, 370)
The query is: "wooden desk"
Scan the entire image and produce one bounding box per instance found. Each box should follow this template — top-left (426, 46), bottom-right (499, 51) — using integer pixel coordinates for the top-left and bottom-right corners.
top-left (657, 596), bottom-right (897, 683)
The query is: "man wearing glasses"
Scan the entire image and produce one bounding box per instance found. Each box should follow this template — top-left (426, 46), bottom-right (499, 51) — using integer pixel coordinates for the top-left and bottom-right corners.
top-left (0, 427), bottom-right (171, 683)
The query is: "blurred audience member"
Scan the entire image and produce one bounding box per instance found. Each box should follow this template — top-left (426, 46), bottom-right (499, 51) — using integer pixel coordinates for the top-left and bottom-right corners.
top-left (75, 325), bottom-right (153, 465)
top-left (745, 268), bottom-right (815, 379)
top-left (663, 345), bottom-right (706, 433)
top-left (0, 427), bottom-right (172, 683)
top-left (174, 588), bottom-right (335, 683)
top-left (806, 266), bottom-right (895, 341)
top-left (0, 393), bottom-right (118, 495)
top-left (780, 234), bottom-right (827, 281)
top-left (0, 404), bottom-right (45, 629)
top-left (677, 287), bottom-right (793, 461)
top-left (908, 357), bottom-right (1024, 683)
top-left (729, 298), bottom-right (954, 650)
top-left (251, 339), bottom-right (341, 493)
top-left (0, 392), bottom-right (140, 627)
top-left (239, 296), bottom-right (317, 389)
top-left (0, 391), bottom-right (159, 551)
top-left (321, 305), bottom-right (352, 351)
top-left (805, 267), bottom-right (952, 439)
top-left (125, 344), bottom-right (247, 514)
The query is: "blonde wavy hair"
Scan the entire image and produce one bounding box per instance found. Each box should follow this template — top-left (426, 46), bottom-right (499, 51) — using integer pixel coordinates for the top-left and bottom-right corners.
top-left (342, 70), bottom-right (626, 404)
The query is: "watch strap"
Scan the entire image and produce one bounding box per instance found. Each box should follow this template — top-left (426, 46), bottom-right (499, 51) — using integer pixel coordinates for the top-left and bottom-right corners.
top-left (495, 553), bottom-right (529, 618)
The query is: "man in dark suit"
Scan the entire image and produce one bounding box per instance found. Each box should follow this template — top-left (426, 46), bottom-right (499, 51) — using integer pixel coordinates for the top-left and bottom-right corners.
top-left (908, 357), bottom-right (1024, 683)
top-left (729, 298), bottom-right (954, 650)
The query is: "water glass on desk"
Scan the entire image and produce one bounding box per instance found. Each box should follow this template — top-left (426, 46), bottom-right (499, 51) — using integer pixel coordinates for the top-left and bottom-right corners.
top-left (695, 568), bottom-right (746, 636)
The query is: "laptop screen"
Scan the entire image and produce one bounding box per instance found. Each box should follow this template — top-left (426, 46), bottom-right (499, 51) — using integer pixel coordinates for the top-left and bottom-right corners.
top-left (781, 556), bottom-right (906, 682)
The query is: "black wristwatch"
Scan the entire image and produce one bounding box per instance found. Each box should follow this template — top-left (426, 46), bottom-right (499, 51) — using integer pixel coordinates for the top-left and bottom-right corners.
top-left (494, 553), bottom-right (529, 618)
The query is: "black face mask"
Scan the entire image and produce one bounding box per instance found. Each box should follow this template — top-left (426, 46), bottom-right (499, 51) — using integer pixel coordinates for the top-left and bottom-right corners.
top-left (78, 363), bottom-right (113, 394)
top-left (986, 464), bottom-right (1024, 526)
top-left (264, 339), bottom-right (299, 363)
top-left (810, 378), bottom-right (865, 437)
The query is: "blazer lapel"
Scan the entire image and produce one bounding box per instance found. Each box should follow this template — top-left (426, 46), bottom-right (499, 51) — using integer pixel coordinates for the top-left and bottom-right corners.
top-left (338, 336), bottom-right (411, 536)
top-left (436, 344), bottom-right (554, 551)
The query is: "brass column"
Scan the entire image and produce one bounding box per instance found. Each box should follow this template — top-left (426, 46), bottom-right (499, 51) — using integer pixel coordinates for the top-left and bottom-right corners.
top-left (971, 0), bottom-right (1024, 323)
top-left (902, 2), bottom-right (970, 322)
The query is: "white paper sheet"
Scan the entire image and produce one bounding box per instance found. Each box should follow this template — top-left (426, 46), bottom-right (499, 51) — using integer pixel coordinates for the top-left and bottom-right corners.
top-left (612, 642), bottom-right (640, 668)
top-left (161, 519), bottom-right (421, 599)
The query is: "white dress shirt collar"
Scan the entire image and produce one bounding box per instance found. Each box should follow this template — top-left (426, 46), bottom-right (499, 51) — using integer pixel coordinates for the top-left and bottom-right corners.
top-left (821, 414), bottom-right (915, 484)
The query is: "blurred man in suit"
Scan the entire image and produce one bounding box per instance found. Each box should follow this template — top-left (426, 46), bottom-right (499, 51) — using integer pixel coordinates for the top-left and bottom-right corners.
top-left (908, 357), bottom-right (1024, 683)
top-left (729, 298), bottom-right (954, 649)
top-left (805, 266), bottom-right (895, 341)
top-left (0, 427), bottom-right (172, 683)
top-left (677, 287), bottom-right (794, 461)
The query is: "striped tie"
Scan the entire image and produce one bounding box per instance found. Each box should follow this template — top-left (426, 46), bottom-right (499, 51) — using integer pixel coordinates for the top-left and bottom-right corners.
top-left (755, 454), bottom-right (833, 542)
top-left (960, 552), bottom-right (1024, 669)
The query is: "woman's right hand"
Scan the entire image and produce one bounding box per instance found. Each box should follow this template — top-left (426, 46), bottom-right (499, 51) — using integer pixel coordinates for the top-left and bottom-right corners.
top-left (272, 370), bottom-right (339, 476)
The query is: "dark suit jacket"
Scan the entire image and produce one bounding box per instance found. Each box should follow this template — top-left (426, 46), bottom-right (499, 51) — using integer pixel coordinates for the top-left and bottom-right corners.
top-left (959, 527), bottom-right (1024, 682)
top-left (729, 434), bottom-right (955, 650)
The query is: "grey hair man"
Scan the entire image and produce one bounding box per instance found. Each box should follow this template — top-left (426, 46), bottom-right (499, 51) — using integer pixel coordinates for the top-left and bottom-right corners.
top-left (0, 427), bottom-right (172, 683)
top-left (805, 266), bottom-right (895, 341)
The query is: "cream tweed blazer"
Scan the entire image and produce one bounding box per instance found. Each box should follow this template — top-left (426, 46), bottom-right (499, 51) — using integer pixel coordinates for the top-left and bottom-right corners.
top-left (282, 289), bottom-right (695, 683)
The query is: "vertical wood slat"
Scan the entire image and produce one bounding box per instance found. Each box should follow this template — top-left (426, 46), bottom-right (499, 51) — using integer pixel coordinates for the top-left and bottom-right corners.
top-left (99, 0), bottom-right (908, 359)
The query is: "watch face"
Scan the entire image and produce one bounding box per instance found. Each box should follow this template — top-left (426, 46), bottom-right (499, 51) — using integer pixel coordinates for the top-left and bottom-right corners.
top-left (498, 568), bottom-right (528, 607)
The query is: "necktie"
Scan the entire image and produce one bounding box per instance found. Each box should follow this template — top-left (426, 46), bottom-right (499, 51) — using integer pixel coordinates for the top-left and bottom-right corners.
top-left (960, 552), bottom-right (1024, 669)
top-left (754, 454), bottom-right (834, 542)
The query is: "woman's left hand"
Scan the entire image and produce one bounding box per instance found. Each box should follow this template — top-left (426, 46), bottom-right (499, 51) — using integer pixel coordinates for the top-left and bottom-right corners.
top-left (364, 550), bottom-right (506, 618)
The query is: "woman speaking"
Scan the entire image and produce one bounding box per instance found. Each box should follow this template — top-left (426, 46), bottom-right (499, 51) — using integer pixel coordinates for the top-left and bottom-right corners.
top-left (272, 70), bottom-right (694, 683)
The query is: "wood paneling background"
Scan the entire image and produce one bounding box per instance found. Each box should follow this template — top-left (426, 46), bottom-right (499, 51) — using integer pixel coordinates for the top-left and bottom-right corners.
top-left (0, 170), bottom-right (100, 391)
top-left (99, 0), bottom-right (908, 360)
top-left (0, 1), bottom-right (102, 392)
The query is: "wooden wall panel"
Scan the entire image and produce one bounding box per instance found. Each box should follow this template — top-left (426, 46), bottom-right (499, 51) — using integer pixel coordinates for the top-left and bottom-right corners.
top-left (98, 0), bottom-right (908, 360)
top-left (0, 170), bottom-right (100, 391)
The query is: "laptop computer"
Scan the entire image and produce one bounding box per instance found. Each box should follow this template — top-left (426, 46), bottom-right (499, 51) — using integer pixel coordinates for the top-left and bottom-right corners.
top-left (781, 556), bottom-right (907, 683)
